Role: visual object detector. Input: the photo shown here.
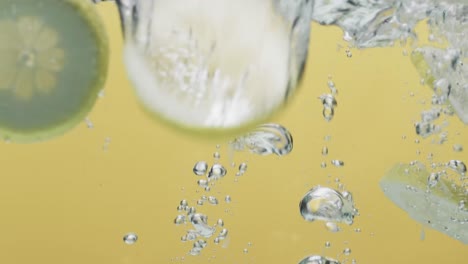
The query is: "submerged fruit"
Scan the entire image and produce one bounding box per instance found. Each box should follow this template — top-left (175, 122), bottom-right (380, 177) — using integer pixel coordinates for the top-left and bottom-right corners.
top-left (380, 162), bottom-right (468, 244)
top-left (0, 0), bottom-right (108, 143)
top-left (123, 0), bottom-right (312, 135)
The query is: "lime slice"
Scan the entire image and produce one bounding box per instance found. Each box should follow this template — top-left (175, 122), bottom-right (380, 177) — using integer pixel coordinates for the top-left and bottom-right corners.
top-left (123, 0), bottom-right (310, 136)
top-left (0, 0), bottom-right (109, 143)
top-left (380, 163), bottom-right (468, 244)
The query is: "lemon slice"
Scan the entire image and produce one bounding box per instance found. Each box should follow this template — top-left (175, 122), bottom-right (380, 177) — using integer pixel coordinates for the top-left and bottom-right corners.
top-left (0, 0), bottom-right (108, 143)
top-left (411, 48), bottom-right (468, 124)
top-left (380, 163), bottom-right (468, 244)
top-left (123, 0), bottom-right (310, 136)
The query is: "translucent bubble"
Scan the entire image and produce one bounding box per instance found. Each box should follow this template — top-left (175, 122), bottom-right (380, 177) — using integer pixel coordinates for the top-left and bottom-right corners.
top-left (208, 164), bottom-right (227, 179)
top-left (230, 123), bottom-right (293, 156)
top-left (123, 233), bottom-right (138, 245)
top-left (322, 146), bottom-right (329, 156)
top-left (225, 195), bottom-right (232, 203)
top-left (174, 215), bottom-right (186, 225)
top-left (447, 160), bottom-right (467, 174)
top-left (85, 117), bottom-right (94, 129)
top-left (208, 196), bottom-right (219, 205)
top-left (331, 160), bottom-right (345, 167)
top-left (218, 228), bottom-right (228, 239)
top-left (239, 162), bottom-right (248, 173)
top-left (300, 186), bottom-right (358, 225)
top-left (453, 144), bottom-right (463, 152)
top-left (325, 222), bottom-right (341, 232)
top-left (193, 161), bottom-right (208, 176)
top-left (190, 213), bottom-right (215, 238)
top-left (197, 179), bottom-right (208, 188)
top-left (427, 172), bottom-right (440, 188)
top-left (298, 255), bottom-right (340, 264)
top-left (343, 248), bottom-right (351, 255)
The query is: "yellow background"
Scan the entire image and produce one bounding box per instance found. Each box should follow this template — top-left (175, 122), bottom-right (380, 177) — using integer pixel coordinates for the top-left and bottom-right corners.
top-left (0, 3), bottom-right (466, 264)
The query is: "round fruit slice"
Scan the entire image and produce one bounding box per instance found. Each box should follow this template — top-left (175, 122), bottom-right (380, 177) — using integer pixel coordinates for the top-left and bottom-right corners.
top-left (0, 0), bottom-right (108, 143)
top-left (123, 0), bottom-right (311, 136)
top-left (380, 162), bottom-right (468, 244)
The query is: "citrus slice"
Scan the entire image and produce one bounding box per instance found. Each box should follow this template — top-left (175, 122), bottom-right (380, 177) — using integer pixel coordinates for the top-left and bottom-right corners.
top-left (0, 0), bottom-right (108, 143)
top-left (380, 162), bottom-right (468, 244)
top-left (411, 48), bottom-right (468, 124)
top-left (123, 0), bottom-right (311, 136)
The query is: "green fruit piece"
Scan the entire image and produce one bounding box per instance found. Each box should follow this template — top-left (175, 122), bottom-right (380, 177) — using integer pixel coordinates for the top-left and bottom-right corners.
top-left (380, 162), bottom-right (468, 244)
top-left (0, 0), bottom-right (109, 143)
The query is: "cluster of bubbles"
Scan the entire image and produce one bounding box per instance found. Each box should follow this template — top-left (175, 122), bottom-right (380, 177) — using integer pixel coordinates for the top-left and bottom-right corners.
top-left (319, 77), bottom-right (338, 122)
top-left (313, 0), bottom-right (468, 126)
top-left (173, 154), bottom-right (235, 256)
top-left (295, 77), bottom-right (360, 263)
top-left (173, 123), bottom-right (294, 257)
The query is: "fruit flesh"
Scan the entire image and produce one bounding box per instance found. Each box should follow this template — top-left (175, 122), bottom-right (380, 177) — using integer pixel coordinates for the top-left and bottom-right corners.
top-left (0, 0), bottom-right (108, 143)
top-left (124, 0), bottom-right (291, 132)
top-left (380, 163), bottom-right (468, 244)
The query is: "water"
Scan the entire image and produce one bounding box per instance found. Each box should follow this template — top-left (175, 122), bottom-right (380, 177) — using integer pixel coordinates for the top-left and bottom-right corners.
top-left (298, 255), bottom-right (340, 264)
top-left (300, 186), bottom-right (358, 225)
top-left (123, 233), bottom-right (138, 245)
top-left (230, 123), bottom-right (293, 156)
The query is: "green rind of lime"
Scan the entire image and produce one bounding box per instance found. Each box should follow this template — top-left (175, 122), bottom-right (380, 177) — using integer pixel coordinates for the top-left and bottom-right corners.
top-left (0, 0), bottom-right (109, 143)
top-left (380, 163), bottom-right (468, 244)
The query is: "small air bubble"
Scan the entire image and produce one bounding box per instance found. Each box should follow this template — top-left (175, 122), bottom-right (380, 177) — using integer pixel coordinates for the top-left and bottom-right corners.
top-left (322, 146), bottom-right (329, 156)
top-left (85, 117), bottom-right (94, 129)
top-left (123, 233), bottom-right (138, 245)
top-left (343, 248), bottom-right (351, 255)
top-left (453, 144), bottom-right (463, 152)
top-left (331, 160), bottom-right (344, 167)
